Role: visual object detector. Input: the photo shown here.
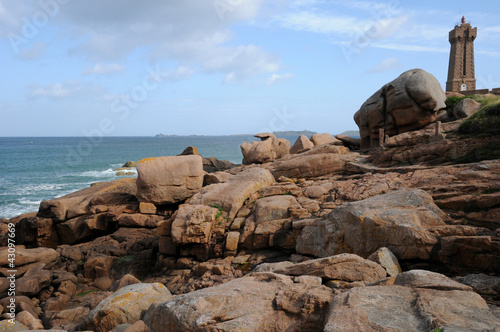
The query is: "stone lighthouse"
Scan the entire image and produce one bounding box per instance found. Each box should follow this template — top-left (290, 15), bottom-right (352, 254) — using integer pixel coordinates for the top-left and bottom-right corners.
top-left (446, 16), bottom-right (477, 92)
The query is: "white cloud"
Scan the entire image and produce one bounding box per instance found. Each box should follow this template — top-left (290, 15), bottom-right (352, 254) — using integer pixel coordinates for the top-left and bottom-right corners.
top-left (54, 1), bottom-right (278, 82)
top-left (27, 80), bottom-right (105, 100)
top-left (266, 72), bottom-right (295, 85)
top-left (372, 43), bottom-right (449, 53)
top-left (28, 82), bottom-right (81, 100)
top-left (83, 63), bottom-right (124, 75)
top-left (150, 66), bottom-right (196, 82)
top-left (366, 57), bottom-right (402, 74)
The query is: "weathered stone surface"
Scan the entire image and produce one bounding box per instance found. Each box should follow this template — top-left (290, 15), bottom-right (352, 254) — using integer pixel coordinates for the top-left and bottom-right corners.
top-left (253, 261), bottom-right (294, 273)
top-left (15, 216), bottom-right (59, 248)
top-left (171, 205), bottom-right (219, 245)
top-left (394, 270), bottom-right (473, 291)
top-left (115, 213), bottom-right (164, 228)
top-left (178, 146), bottom-right (200, 156)
top-left (241, 133), bottom-right (290, 164)
top-left (46, 306), bottom-right (90, 330)
top-left (354, 69), bottom-right (446, 148)
top-left (335, 134), bottom-right (360, 149)
top-left (56, 213), bottom-right (115, 244)
top-left (16, 310), bottom-right (44, 330)
top-left (253, 196), bottom-right (300, 224)
top-left (144, 273), bottom-right (333, 332)
top-left (138, 202), bottom-right (156, 215)
top-left (0, 321), bottom-right (27, 331)
top-left (136, 155), bottom-right (203, 205)
top-left (84, 283), bottom-right (172, 332)
top-left (276, 253), bottom-right (386, 282)
top-left (111, 274), bottom-right (142, 292)
top-left (453, 98), bottom-right (482, 119)
top-left (38, 178), bottom-right (137, 221)
top-left (17, 269), bottom-right (51, 296)
top-left (367, 247), bottom-right (402, 277)
top-left (324, 284), bottom-right (500, 332)
top-left (268, 152), bottom-right (357, 179)
top-left (455, 273), bottom-right (500, 298)
top-left (0, 247), bottom-right (58, 267)
top-left (297, 189), bottom-right (446, 260)
top-left (190, 167), bottom-right (275, 220)
top-left (225, 231), bottom-right (239, 254)
top-left (310, 133), bottom-right (341, 146)
top-left (203, 171), bottom-right (234, 185)
top-left (289, 135), bottom-right (314, 154)
top-left (253, 219), bottom-right (288, 249)
top-left (202, 157), bottom-right (235, 174)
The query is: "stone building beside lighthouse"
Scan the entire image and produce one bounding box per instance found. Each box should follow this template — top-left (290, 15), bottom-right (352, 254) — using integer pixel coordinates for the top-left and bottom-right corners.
top-left (446, 16), bottom-right (477, 92)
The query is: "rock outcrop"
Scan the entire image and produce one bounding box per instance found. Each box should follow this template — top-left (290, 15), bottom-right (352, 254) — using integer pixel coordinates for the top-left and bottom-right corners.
top-left (136, 156), bottom-right (203, 205)
top-left (144, 273), bottom-right (333, 332)
top-left (240, 133), bottom-right (290, 164)
top-left (38, 178), bottom-right (137, 222)
top-left (296, 188), bottom-right (446, 259)
top-left (354, 68), bottom-right (446, 148)
top-left (289, 135), bottom-right (314, 154)
top-left (82, 283), bottom-right (172, 332)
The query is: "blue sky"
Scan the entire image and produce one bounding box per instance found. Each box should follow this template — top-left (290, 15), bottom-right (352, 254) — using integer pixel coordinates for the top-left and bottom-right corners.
top-left (1, 0), bottom-right (499, 136)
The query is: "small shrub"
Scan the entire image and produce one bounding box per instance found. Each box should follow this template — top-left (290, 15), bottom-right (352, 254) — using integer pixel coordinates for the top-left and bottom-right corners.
top-left (445, 96), bottom-right (467, 111)
top-left (458, 102), bottom-right (500, 136)
top-left (76, 289), bottom-right (99, 297)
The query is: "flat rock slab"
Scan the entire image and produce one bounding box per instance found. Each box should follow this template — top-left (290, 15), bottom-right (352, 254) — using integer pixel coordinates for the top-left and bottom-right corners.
top-left (324, 284), bottom-right (500, 332)
top-left (275, 253), bottom-right (386, 282)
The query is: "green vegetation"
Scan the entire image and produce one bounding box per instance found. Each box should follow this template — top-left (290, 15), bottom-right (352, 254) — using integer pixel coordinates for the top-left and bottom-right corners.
top-left (116, 255), bottom-right (134, 264)
top-left (429, 328), bottom-right (443, 332)
top-left (76, 289), bottom-right (99, 297)
top-left (458, 101), bottom-right (500, 136)
top-left (211, 204), bottom-right (224, 219)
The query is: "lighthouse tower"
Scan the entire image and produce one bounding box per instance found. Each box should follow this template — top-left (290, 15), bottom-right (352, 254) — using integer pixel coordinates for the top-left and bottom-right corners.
top-left (446, 16), bottom-right (477, 92)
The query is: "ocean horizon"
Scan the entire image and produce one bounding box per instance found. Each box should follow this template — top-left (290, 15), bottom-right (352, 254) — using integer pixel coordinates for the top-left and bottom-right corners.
top-left (0, 135), bottom-right (305, 219)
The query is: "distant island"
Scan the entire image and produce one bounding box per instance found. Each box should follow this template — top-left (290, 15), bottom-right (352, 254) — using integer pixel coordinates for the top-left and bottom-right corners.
top-left (273, 130), bottom-right (318, 136)
top-left (154, 130), bottom-right (359, 138)
top-left (338, 130), bottom-right (360, 137)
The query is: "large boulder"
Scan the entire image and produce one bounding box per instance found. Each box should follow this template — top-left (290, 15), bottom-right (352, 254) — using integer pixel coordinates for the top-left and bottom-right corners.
top-left (354, 69), bottom-right (446, 148)
top-left (171, 205), bottom-right (219, 245)
top-left (296, 188), bottom-right (446, 260)
top-left (190, 167), bottom-right (275, 221)
top-left (144, 273), bottom-right (333, 332)
top-left (453, 98), bottom-right (482, 119)
top-left (136, 155), bottom-right (203, 205)
top-left (83, 283), bottom-right (172, 332)
top-left (289, 135), bottom-right (314, 154)
top-left (323, 271), bottom-right (500, 332)
top-left (38, 178), bottom-right (137, 222)
top-left (275, 253), bottom-right (386, 282)
top-left (268, 149), bottom-right (357, 179)
top-left (240, 133), bottom-right (290, 164)
top-left (309, 133), bottom-right (341, 146)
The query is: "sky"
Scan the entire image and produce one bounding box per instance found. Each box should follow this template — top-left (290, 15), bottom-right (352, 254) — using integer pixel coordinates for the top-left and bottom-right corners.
top-left (0, 0), bottom-right (499, 137)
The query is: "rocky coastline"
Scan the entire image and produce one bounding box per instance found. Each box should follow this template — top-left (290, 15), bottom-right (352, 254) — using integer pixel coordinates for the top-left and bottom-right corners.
top-left (1, 69), bottom-right (500, 331)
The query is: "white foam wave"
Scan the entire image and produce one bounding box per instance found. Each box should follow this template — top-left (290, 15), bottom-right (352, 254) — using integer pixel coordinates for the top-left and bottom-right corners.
top-left (79, 168), bottom-right (116, 177)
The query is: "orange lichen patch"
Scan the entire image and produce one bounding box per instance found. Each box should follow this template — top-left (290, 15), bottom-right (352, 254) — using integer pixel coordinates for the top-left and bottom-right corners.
top-left (137, 157), bottom-right (159, 165)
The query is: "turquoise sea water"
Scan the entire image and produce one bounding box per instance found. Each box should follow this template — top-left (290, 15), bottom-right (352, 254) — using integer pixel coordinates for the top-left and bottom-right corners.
top-left (1, 135), bottom-right (297, 219)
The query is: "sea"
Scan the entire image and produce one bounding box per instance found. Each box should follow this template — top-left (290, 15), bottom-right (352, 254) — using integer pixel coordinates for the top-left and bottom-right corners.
top-left (0, 135), bottom-right (300, 219)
